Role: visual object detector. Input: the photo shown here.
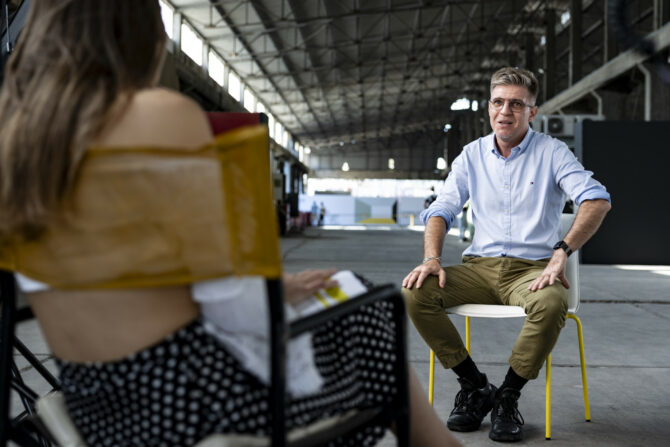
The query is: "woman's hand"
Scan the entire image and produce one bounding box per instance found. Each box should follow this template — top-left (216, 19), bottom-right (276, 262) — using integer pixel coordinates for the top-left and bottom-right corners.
top-left (283, 268), bottom-right (338, 305)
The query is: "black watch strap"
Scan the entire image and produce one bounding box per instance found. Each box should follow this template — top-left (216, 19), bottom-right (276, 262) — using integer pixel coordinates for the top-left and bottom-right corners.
top-left (553, 240), bottom-right (573, 256)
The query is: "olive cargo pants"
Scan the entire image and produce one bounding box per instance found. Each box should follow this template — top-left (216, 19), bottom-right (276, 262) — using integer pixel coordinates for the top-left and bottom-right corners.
top-left (402, 256), bottom-right (568, 380)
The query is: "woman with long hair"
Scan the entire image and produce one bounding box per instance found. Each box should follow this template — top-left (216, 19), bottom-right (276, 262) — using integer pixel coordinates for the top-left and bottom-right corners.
top-left (0, 1), bottom-right (459, 446)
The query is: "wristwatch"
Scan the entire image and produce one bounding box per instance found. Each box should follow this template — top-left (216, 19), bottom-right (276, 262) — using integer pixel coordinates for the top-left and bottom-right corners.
top-left (553, 240), bottom-right (573, 256)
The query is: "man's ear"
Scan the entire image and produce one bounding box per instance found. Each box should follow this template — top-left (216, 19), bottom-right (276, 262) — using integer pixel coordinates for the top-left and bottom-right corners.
top-left (529, 105), bottom-right (538, 123)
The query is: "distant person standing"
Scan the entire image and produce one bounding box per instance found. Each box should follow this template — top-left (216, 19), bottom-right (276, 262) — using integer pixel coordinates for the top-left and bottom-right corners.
top-left (424, 186), bottom-right (438, 209)
top-left (459, 200), bottom-right (470, 242)
top-left (319, 202), bottom-right (326, 226)
top-left (310, 201), bottom-right (319, 226)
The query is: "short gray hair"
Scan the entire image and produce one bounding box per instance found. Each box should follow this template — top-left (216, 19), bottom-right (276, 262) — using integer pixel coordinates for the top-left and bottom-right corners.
top-left (490, 67), bottom-right (539, 104)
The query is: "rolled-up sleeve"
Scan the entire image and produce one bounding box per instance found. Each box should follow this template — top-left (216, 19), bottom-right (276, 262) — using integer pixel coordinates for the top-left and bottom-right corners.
top-left (554, 143), bottom-right (611, 206)
top-left (420, 151), bottom-right (470, 230)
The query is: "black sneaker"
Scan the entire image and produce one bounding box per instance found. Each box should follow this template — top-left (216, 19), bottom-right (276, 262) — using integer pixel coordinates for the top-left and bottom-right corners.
top-left (489, 388), bottom-right (525, 442)
top-left (446, 375), bottom-right (497, 432)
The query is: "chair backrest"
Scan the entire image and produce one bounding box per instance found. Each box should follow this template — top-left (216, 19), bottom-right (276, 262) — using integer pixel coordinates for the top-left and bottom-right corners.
top-left (560, 213), bottom-right (580, 313)
top-left (207, 111), bottom-right (268, 135)
top-left (0, 119), bottom-right (281, 288)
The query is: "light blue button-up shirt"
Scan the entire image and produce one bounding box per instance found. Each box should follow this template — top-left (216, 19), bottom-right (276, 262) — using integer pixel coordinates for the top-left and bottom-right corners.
top-left (421, 128), bottom-right (611, 260)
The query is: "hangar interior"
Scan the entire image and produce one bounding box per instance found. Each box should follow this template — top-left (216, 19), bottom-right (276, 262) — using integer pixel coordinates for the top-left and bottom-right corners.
top-left (2, 3), bottom-right (670, 447)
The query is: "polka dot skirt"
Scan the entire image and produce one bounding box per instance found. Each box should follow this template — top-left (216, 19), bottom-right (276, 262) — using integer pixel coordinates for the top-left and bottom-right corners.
top-left (57, 299), bottom-right (399, 446)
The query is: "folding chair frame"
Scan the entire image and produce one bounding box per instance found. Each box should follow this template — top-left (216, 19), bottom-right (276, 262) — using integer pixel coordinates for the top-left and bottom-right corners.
top-left (1, 269), bottom-right (59, 447)
top-left (1, 112), bottom-right (410, 447)
top-left (283, 283), bottom-right (410, 447)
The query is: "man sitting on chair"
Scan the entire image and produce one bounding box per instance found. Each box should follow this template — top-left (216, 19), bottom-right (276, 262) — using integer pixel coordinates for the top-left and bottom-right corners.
top-left (401, 67), bottom-right (611, 442)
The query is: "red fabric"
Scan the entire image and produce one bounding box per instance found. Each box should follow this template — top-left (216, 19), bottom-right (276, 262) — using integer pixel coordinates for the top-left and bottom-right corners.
top-left (207, 112), bottom-right (263, 136)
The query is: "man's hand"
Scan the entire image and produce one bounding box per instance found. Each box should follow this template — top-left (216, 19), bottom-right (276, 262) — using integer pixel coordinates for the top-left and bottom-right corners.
top-left (528, 251), bottom-right (570, 291)
top-left (283, 268), bottom-right (338, 304)
top-left (402, 259), bottom-right (446, 289)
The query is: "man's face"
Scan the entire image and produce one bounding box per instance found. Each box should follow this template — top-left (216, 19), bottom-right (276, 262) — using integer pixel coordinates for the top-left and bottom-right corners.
top-left (488, 84), bottom-right (537, 146)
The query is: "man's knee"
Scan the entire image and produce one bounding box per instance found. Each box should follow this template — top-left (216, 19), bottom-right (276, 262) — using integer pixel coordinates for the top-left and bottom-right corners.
top-left (526, 287), bottom-right (568, 321)
top-left (401, 276), bottom-right (442, 318)
top-left (401, 285), bottom-right (426, 319)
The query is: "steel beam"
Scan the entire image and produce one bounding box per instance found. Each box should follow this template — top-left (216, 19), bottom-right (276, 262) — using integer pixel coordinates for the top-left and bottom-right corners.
top-left (286, 0), bottom-right (338, 135)
top-left (312, 169), bottom-right (443, 180)
top-left (0, 0), bottom-right (30, 55)
top-left (539, 22), bottom-right (670, 114)
top-left (589, 90), bottom-right (603, 115)
top-left (247, 0), bottom-right (327, 137)
top-left (208, 1), bottom-right (311, 135)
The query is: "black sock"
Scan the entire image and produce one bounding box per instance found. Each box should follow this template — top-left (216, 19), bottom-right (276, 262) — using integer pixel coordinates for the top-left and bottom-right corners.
top-left (501, 367), bottom-right (528, 391)
top-left (452, 356), bottom-right (486, 388)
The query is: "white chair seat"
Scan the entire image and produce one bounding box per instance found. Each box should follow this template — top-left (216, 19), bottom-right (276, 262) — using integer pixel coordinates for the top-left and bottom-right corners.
top-left (447, 302), bottom-right (577, 318)
top-left (447, 214), bottom-right (581, 319)
top-left (447, 304), bottom-right (526, 318)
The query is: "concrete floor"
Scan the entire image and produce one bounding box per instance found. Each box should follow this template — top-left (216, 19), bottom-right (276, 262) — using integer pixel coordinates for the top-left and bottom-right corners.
top-left (10, 225), bottom-right (670, 446)
top-left (281, 226), bottom-right (670, 447)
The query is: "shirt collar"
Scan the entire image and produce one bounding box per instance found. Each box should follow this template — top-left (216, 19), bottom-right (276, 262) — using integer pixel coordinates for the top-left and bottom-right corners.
top-left (485, 133), bottom-right (497, 154)
top-left (487, 127), bottom-right (535, 158)
top-left (517, 127), bottom-right (535, 154)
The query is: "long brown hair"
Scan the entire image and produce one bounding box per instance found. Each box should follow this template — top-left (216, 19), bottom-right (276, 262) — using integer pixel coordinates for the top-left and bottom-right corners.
top-left (0, 0), bottom-right (166, 240)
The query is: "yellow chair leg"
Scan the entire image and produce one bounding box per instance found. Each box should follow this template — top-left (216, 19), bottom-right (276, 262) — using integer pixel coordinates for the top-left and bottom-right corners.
top-left (429, 317), bottom-right (471, 406)
top-left (429, 349), bottom-right (435, 406)
top-left (430, 317), bottom-right (471, 406)
top-left (567, 314), bottom-right (591, 422)
top-left (545, 353), bottom-right (551, 440)
top-left (429, 314), bottom-right (589, 440)
top-left (465, 316), bottom-right (471, 354)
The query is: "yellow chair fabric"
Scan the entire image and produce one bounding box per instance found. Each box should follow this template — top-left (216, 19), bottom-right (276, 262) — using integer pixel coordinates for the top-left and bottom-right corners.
top-left (0, 124), bottom-right (281, 288)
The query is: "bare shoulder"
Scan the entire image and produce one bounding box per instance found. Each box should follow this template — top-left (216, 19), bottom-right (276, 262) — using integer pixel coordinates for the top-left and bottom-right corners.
top-left (134, 87), bottom-right (199, 112)
top-left (128, 88), bottom-right (214, 146)
top-left (97, 88), bottom-right (213, 149)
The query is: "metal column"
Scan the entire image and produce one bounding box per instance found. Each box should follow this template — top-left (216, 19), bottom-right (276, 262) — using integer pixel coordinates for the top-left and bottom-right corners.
top-left (525, 33), bottom-right (535, 72)
top-left (637, 63), bottom-right (652, 121)
top-left (570, 0), bottom-right (583, 84)
top-left (604, 2), bottom-right (619, 62)
top-left (544, 10), bottom-right (557, 101)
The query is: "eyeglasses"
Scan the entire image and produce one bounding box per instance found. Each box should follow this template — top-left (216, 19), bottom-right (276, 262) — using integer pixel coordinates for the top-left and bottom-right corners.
top-left (488, 98), bottom-right (535, 112)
